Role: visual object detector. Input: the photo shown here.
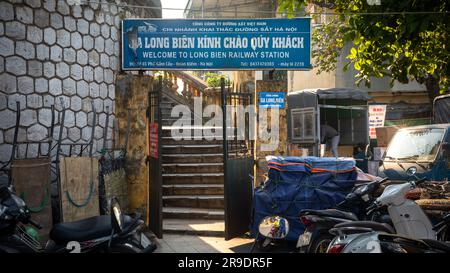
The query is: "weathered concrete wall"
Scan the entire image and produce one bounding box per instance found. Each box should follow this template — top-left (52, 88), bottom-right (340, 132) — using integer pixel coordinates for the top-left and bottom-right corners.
top-left (289, 42), bottom-right (427, 94)
top-left (254, 80), bottom-right (288, 185)
top-left (0, 0), bottom-right (160, 164)
top-left (115, 74), bottom-right (152, 221)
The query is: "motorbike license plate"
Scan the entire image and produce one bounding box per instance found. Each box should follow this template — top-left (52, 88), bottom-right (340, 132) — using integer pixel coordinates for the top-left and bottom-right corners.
top-left (140, 233), bottom-right (152, 248)
top-left (296, 231), bottom-right (312, 248)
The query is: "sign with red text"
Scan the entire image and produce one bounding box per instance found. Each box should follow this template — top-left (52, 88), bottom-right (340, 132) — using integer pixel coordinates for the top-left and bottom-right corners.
top-left (149, 123), bottom-right (158, 158)
top-left (369, 105), bottom-right (387, 139)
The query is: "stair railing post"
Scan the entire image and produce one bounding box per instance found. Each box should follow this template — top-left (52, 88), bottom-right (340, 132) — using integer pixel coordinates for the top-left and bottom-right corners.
top-left (220, 77), bottom-right (227, 172)
top-left (220, 77), bottom-right (228, 236)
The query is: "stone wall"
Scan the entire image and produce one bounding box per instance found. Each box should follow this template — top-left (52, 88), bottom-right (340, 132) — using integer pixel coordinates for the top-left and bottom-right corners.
top-left (115, 74), bottom-right (152, 220)
top-left (0, 0), bottom-right (159, 164)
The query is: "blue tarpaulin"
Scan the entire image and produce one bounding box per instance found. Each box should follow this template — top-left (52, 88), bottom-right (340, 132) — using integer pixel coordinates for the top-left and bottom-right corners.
top-left (252, 156), bottom-right (358, 241)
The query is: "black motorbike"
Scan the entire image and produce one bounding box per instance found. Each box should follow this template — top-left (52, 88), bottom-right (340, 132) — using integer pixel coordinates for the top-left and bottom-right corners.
top-left (0, 185), bottom-right (157, 253)
top-left (297, 178), bottom-right (389, 253)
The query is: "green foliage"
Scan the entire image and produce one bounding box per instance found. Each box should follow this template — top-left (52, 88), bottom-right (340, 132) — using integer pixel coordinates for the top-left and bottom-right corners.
top-left (204, 72), bottom-right (231, 87)
top-left (277, 0), bottom-right (308, 17)
top-left (278, 0), bottom-right (450, 98)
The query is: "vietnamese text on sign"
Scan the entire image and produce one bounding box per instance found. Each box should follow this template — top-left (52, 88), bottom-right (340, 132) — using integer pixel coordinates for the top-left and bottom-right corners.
top-left (122, 18), bottom-right (311, 70)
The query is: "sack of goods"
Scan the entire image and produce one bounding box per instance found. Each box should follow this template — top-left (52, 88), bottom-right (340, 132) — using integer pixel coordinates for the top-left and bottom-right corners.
top-left (252, 156), bottom-right (358, 241)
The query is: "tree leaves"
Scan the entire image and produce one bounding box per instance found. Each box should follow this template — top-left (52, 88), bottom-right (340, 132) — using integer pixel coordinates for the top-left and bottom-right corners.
top-left (278, 0), bottom-right (450, 98)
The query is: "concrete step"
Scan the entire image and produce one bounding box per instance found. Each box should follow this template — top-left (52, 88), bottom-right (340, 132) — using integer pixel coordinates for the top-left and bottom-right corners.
top-left (162, 163), bottom-right (223, 174)
top-left (160, 116), bottom-right (212, 121)
top-left (163, 219), bottom-right (225, 237)
top-left (162, 144), bottom-right (223, 154)
top-left (162, 184), bottom-right (224, 195)
top-left (161, 108), bottom-right (176, 116)
top-left (162, 195), bottom-right (224, 209)
top-left (161, 137), bottom-right (223, 145)
top-left (161, 128), bottom-right (224, 138)
top-left (163, 207), bottom-right (224, 220)
top-left (162, 153), bottom-right (223, 164)
top-left (162, 173), bottom-right (223, 185)
top-left (161, 118), bottom-right (192, 126)
top-left (160, 102), bottom-right (175, 109)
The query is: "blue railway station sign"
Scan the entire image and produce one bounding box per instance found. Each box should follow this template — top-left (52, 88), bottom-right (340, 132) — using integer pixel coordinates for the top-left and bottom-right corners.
top-left (122, 18), bottom-right (311, 70)
top-left (259, 92), bottom-right (286, 109)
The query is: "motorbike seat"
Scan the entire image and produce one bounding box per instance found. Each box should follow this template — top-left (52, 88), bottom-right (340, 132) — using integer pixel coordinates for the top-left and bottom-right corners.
top-left (334, 221), bottom-right (395, 234)
top-left (421, 239), bottom-right (450, 253)
top-left (50, 215), bottom-right (134, 244)
top-left (301, 209), bottom-right (358, 221)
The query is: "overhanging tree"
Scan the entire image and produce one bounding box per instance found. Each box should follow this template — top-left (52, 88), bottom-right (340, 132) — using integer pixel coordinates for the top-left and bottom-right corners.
top-left (278, 0), bottom-right (449, 101)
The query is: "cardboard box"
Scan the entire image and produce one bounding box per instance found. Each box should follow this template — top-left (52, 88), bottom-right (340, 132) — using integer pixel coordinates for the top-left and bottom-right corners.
top-left (375, 126), bottom-right (401, 147)
top-left (289, 144), bottom-right (310, 156)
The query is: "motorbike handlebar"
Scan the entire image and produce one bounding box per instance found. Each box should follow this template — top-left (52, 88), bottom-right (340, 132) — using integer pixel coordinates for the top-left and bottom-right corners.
top-left (414, 178), bottom-right (427, 186)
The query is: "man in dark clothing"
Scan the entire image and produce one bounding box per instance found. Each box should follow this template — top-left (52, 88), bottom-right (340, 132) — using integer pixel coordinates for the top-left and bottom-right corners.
top-left (321, 124), bottom-right (340, 157)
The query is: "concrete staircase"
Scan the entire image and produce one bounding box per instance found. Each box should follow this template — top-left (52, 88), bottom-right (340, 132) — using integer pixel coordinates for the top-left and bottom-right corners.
top-left (160, 95), bottom-right (226, 236)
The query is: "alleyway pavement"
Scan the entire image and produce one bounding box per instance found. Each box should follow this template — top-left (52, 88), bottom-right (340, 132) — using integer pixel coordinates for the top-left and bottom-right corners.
top-left (151, 234), bottom-right (254, 253)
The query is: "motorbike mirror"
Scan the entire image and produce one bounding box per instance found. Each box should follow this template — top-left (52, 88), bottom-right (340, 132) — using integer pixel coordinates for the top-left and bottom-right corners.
top-left (258, 216), bottom-right (289, 239)
top-left (110, 197), bottom-right (124, 234)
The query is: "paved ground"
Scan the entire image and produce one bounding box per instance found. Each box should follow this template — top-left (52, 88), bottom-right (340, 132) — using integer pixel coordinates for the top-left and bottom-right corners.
top-left (162, 219), bottom-right (225, 237)
top-left (151, 234), bottom-right (255, 253)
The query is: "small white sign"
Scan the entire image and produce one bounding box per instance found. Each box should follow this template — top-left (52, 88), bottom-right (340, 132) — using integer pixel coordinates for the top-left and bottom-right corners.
top-left (368, 105), bottom-right (387, 139)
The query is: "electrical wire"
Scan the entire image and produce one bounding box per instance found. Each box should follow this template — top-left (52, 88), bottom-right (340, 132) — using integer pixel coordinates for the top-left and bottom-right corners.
top-left (79, 0), bottom-right (449, 16)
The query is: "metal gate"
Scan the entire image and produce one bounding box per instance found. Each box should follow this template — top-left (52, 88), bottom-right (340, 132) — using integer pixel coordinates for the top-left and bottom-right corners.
top-left (220, 79), bottom-right (255, 240)
top-left (147, 77), bottom-right (163, 238)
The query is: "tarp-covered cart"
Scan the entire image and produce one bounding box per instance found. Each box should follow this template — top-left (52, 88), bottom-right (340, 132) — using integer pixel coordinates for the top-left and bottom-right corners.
top-left (287, 88), bottom-right (371, 157)
top-left (252, 156), bottom-right (359, 241)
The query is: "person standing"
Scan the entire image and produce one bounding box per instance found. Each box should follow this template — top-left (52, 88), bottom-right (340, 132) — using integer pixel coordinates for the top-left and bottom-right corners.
top-left (321, 124), bottom-right (340, 157)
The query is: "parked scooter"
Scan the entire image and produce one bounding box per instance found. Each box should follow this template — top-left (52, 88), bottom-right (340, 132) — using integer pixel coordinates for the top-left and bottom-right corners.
top-left (297, 178), bottom-right (389, 253)
top-left (326, 178), bottom-right (449, 253)
top-left (0, 185), bottom-right (157, 253)
top-left (327, 213), bottom-right (450, 253)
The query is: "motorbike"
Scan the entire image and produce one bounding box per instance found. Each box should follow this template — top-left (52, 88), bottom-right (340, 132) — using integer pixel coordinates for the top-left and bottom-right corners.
top-left (326, 178), bottom-right (450, 253)
top-left (297, 178), bottom-right (389, 253)
top-left (0, 185), bottom-right (157, 253)
top-left (327, 214), bottom-right (450, 253)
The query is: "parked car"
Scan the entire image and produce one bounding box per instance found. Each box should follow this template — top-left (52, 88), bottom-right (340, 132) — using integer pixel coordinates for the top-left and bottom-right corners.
top-left (378, 124), bottom-right (450, 181)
